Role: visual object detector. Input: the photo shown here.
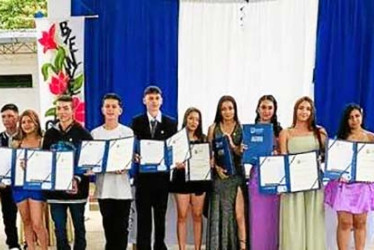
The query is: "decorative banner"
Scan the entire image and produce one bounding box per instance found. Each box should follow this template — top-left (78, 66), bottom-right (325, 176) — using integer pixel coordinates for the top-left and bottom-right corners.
top-left (35, 17), bottom-right (85, 126)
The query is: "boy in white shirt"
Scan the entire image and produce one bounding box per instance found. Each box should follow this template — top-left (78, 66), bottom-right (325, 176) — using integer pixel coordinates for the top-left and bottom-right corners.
top-left (91, 93), bottom-right (133, 250)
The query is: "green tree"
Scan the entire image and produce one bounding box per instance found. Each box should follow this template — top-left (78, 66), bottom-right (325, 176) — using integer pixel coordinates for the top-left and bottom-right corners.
top-left (0, 0), bottom-right (47, 29)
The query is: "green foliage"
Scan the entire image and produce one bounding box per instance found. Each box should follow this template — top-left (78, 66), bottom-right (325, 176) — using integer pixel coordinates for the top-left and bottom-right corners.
top-left (44, 107), bottom-right (56, 117)
top-left (54, 47), bottom-right (66, 71)
top-left (71, 74), bottom-right (84, 92)
top-left (41, 63), bottom-right (56, 81)
top-left (0, 0), bottom-right (47, 29)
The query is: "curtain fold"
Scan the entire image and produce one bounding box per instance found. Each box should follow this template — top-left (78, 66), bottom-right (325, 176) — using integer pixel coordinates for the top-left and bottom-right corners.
top-left (71, 0), bottom-right (179, 129)
top-left (178, 0), bottom-right (319, 130)
top-left (315, 0), bottom-right (374, 135)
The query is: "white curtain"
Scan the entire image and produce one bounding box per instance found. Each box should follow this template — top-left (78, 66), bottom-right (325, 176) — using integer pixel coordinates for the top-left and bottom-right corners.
top-left (178, 0), bottom-right (319, 130)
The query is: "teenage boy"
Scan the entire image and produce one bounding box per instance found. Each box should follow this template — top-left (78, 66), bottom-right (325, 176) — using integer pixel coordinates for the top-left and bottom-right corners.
top-left (131, 86), bottom-right (177, 250)
top-left (0, 104), bottom-right (21, 250)
top-left (91, 93), bottom-right (133, 250)
top-left (42, 95), bottom-right (92, 250)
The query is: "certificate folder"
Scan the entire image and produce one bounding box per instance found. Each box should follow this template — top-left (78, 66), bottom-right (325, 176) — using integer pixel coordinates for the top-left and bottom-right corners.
top-left (22, 149), bottom-right (75, 191)
top-left (137, 128), bottom-right (191, 173)
top-left (12, 149), bottom-right (26, 187)
top-left (185, 143), bottom-right (211, 181)
top-left (213, 136), bottom-right (235, 175)
top-left (258, 151), bottom-right (320, 193)
top-left (166, 128), bottom-right (191, 169)
top-left (103, 137), bottom-right (135, 173)
top-left (138, 140), bottom-right (172, 173)
top-left (242, 124), bottom-right (273, 164)
top-left (0, 147), bottom-right (14, 185)
top-left (258, 155), bottom-right (287, 194)
top-left (77, 137), bottom-right (135, 174)
top-left (285, 151), bottom-right (320, 193)
top-left (77, 140), bottom-right (106, 173)
top-left (324, 139), bottom-right (374, 182)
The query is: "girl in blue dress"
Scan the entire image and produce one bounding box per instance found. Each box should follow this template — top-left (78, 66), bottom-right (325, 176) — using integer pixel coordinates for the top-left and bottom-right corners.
top-left (12, 110), bottom-right (48, 250)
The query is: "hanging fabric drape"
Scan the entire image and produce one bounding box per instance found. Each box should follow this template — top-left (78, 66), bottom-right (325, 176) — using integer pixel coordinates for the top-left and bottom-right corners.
top-left (178, 0), bottom-right (319, 130)
top-left (314, 0), bottom-right (374, 135)
top-left (72, 0), bottom-right (179, 130)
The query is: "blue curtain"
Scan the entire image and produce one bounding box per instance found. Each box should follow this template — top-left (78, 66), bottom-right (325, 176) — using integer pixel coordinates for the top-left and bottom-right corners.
top-left (71, 0), bottom-right (179, 130)
top-left (315, 0), bottom-right (374, 136)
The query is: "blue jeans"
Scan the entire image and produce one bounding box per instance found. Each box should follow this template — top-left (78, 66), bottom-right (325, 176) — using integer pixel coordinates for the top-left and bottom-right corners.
top-left (50, 203), bottom-right (86, 250)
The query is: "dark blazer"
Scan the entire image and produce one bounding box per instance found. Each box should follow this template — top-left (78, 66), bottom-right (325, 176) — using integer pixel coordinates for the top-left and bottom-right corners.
top-left (131, 113), bottom-right (177, 141)
top-left (0, 131), bottom-right (9, 147)
top-left (131, 113), bottom-right (177, 187)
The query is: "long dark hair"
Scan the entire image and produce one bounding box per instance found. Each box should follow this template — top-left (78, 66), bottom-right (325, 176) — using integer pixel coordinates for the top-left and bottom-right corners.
top-left (213, 95), bottom-right (239, 124)
top-left (337, 103), bottom-right (363, 140)
top-left (182, 107), bottom-right (204, 140)
top-left (255, 95), bottom-right (282, 137)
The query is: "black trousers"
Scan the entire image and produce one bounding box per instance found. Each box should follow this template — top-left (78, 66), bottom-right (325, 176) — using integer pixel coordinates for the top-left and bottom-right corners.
top-left (136, 175), bottom-right (169, 250)
top-left (98, 199), bottom-right (132, 250)
top-left (0, 186), bottom-right (20, 249)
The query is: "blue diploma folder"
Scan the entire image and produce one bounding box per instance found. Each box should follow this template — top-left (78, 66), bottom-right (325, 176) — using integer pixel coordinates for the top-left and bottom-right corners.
top-left (324, 139), bottom-right (374, 182)
top-left (0, 147), bottom-right (14, 185)
top-left (77, 137), bottom-right (135, 174)
top-left (213, 136), bottom-right (235, 175)
top-left (136, 140), bottom-right (173, 173)
top-left (22, 149), bottom-right (75, 191)
top-left (258, 151), bottom-right (320, 194)
top-left (242, 124), bottom-right (273, 164)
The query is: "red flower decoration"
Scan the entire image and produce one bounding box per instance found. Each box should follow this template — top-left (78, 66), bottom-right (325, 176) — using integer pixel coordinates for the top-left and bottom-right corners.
top-left (72, 97), bottom-right (85, 124)
top-left (38, 24), bottom-right (57, 53)
top-left (49, 71), bottom-right (69, 95)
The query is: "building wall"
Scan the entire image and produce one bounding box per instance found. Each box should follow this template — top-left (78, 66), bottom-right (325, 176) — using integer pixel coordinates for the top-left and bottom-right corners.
top-left (0, 53), bottom-right (40, 131)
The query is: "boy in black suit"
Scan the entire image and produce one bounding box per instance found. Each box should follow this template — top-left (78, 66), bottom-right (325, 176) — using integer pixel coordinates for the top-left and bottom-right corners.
top-left (132, 86), bottom-right (177, 250)
top-left (0, 104), bottom-right (21, 250)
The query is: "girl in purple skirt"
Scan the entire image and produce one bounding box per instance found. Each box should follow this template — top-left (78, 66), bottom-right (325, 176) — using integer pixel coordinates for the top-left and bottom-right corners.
top-left (325, 104), bottom-right (374, 250)
top-left (248, 95), bottom-right (282, 250)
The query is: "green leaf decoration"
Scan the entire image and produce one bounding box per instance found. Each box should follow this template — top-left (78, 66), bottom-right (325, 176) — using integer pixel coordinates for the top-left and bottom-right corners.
top-left (54, 47), bottom-right (66, 71)
top-left (44, 107), bottom-right (56, 117)
top-left (41, 63), bottom-right (55, 81)
top-left (71, 74), bottom-right (84, 92)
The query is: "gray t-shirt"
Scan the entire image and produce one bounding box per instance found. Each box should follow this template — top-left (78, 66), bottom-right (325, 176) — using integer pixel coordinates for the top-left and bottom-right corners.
top-left (91, 124), bottom-right (133, 200)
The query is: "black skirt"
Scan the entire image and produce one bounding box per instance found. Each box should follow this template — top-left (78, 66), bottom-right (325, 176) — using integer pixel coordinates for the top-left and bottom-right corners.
top-left (169, 168), bottom-right (211, 195)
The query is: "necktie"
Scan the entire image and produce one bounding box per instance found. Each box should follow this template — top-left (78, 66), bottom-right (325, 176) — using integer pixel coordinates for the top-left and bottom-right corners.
top-left (150, 120), bottom-right (157, 138)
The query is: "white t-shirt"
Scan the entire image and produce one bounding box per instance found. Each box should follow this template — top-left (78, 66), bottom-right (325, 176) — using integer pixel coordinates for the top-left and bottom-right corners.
top-left (91, 124), bottom-right (133, 200)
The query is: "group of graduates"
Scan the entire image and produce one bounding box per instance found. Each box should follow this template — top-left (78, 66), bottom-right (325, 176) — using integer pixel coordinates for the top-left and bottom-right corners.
top-left (0, 85), bottom-right (373, 250)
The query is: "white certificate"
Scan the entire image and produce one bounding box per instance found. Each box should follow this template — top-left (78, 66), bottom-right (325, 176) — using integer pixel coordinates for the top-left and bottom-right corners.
top-left (140, 140), bottom-right (165, 165)
top-left (54, 151), bottom-right (74, 190)
top-left (0, 147), bottom-right (13, 184)
top-left (78, 140), bottom-right (106, 168)
top-left (355, 143), bottom-right (374, 182)
top-left (288, 151), bottom-right (319, 192)
top-left (25, 150), bottom-right (53, 183)
top-left (14, 149), bottom-right (25, 186)
top-left (186, 143), bottom-right (211, 181)
top-left (166, 128), bottom-right (190, 169)
top-left (259, 156), bottom-right (286, 192)
top-left (105, 137), bottom-right (134, 172)
top-left (244, 164), bottom-right (252, 179)
top-left (326, 139), bottom-right (354, 179)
